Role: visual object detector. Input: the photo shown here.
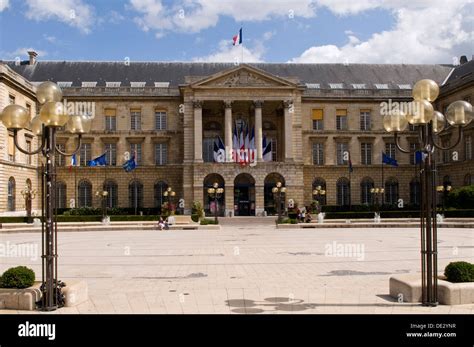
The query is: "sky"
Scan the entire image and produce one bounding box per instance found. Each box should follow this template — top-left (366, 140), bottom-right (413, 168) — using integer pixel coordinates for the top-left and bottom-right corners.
top-left (0, 0), bottom-right (472, 64)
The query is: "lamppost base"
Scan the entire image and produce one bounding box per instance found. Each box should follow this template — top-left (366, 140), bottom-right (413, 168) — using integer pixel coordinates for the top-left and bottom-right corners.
top-left (422, 302), bottom-right (439, 307)
top-left (38, 305), bottom-right (58, 312)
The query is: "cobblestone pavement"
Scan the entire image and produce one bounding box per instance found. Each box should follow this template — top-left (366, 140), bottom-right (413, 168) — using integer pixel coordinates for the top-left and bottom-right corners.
top-left (1, 220), bottom-right (473, 314)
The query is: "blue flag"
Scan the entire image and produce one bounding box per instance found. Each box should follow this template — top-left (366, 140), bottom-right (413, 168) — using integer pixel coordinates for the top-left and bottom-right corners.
top-left (382, 152), bottom-right (398, 167)
top-left (123, 156), bottom-right (136, 172)
top-left (87, 153), bottom-right (107, 166)
top-left (415, 151), bottom-right (427, 164)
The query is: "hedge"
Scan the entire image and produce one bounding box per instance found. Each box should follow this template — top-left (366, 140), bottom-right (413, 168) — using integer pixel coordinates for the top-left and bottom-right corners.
top-left (0, 266), bottom-right (35, 289)
top-left (444, 261), bottom-right (474, 283)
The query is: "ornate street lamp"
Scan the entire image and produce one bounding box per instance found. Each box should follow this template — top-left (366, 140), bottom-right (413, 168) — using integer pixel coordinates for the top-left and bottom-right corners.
top-left (95, 190), bottom-right (109, 220)
top-left (0, 81), bottom-right (91, 311)
top-left (207, 182), bottom-right (224, 224)
top-left (272, 182), bottom-right (286, 223)
top-left (383, 79), bottom-right (472, 306)
top-left (163, 187), bottom-right (176, 215)
top-left (20, 184), bottom-right (37, 224)
top-left (436, 184), bottom-right (452, 216)
top-left (370, 187), bottom-right (384, 212)
top-left (312, 185), bottom-right (326, 213)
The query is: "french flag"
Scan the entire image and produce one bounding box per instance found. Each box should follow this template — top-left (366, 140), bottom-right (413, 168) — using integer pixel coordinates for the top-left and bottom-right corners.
top-left (232, 28), bottom-right (242, 46)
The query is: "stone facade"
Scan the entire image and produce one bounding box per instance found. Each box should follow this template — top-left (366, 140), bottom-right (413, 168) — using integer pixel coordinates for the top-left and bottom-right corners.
top-left (0, 60), bottom-right (472, 215)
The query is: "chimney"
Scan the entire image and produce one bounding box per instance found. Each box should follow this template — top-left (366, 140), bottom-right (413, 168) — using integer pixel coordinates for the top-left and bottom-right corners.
top-left (459, 55), bottom-right (468, 65)
top-left (27, 50), bottom-right (37, 65)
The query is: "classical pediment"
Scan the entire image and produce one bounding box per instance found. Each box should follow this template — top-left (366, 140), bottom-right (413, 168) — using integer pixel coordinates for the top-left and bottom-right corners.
top-left (190, 64), bottom-right (297, 88)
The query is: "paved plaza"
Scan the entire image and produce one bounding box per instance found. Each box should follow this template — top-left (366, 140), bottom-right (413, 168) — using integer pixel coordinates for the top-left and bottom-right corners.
top-left (0, 218), bottom-right (473, 314)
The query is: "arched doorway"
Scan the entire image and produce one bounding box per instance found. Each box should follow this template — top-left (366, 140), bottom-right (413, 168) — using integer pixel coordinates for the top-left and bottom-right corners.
top-left (264, 173), bottom-right (285, 215)
top-left (234, 173), bottom-right (255, 216)
top-left (203, 174), bottom-right (225, 217)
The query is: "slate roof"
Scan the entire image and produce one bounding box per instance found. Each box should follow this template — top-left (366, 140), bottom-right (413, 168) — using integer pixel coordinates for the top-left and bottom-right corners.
top-left (2, 61), bottom-right (453, 90)
top-left (440, 59), bottom-right (474, 93)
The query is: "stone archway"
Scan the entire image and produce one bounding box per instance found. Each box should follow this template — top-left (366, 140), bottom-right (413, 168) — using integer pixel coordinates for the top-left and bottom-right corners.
top-left (264, 173), bottom-right (285, 215)
top-left (203, 174), bottom-right (225, 217)
top-left (234, 173), bottom-right (256, 216)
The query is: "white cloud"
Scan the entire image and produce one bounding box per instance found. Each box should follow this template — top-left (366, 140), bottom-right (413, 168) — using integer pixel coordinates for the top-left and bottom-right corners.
top-left (290, 0), bottom-right (474, 63)
top-left (129, 0), bottom-right (318, 36)
top-left (193, 40), bottom-right (264, 63)
top-left (24, 0), bottom-right (95, 34)
top-left (0, 0), bottom-right (9, 12)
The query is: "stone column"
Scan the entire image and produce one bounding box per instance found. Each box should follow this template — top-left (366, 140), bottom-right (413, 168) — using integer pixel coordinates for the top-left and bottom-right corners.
top-left (225, 184), bottom-right (234, 217)
top-left (284, 100), bottom-right (294, 161)
top-left (254, 100), bottom-right (263, 162)
top-left (193, 100), bottom-right (203, 162)
top-left (255, 184), bottom-right (265, 216)
top-left (224, 101), bottom-right (233, 162)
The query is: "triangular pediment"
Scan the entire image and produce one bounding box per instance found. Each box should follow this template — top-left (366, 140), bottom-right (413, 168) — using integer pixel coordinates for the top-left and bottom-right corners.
top-left (190, 64), bottom-right (297, 88)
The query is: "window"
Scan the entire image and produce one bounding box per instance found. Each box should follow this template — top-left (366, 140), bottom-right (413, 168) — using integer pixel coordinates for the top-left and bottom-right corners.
top-left (154, 181), bottom-right (169, 211)
top-left (361, 143), bottom-right (372, 165)
top-left (129, 143), bottom-right (142, 165)
top-left (56, 181), bottom-right (67, 209)
top-left (130, 108), bottom-right (141, 130)
top-left (312, 178), bottom-right (327, 205)
top-left (336, 142), bottom-right (349, 165)
top-left (336, 109), bottom-right (347, 130)
top-left (270, 138), bottom-right (277, 162)
top-left (464, 174), bottom-right (472, 186)
top-left (410, 179), bottom-right (421, 206)
top-left (360, 110), bottom-right (371, 130)
top-left (410, 143), bottom-right (417, 165)
top-left (385, 178), bottom-right (399, 205)
top-left (312, 109), bottom-right (324, 130)
top-left (26, 103), bottom-right (32, 117)
top-left (360, 178), bottom-right (374, 205)
top-left (465, 135), bottom-right (472, 160)
top-left (105, 109), bottom-right (116, 131)
top-left (155, 143), bottom-right (168, 165)
top-left (7, 177), bottom-right (15, 211)
top-left (78, 180), bottom-right (92, 207)
top-left (104, 180), bottom-right (118, 208)
top-left (409, 124), bottom-right (418, 131)
top-left (8, 133), bottom-right (15, 162)
top-left (9, 94), bottom-right (15, 104)
top-left (336, 178), bottom-right (350, 206)
top-left (385, 143), bottom-right (396, 161)
top-left (203, 138), bottom-right (216, 162)
top-left (312, 143), bottom-right (324, 165)
top-left (155, 110), bottom-right (167, 130)
top-left (104, 143), bottom-right (117, 166)
top-left (129, 180), bottom-right (143, 209)
top-left (56, 144), bottom-right (65, 167)
top-left (80, 143), bottom-right (91, 166)
top-left (25, 138), bottom-right (32, 165)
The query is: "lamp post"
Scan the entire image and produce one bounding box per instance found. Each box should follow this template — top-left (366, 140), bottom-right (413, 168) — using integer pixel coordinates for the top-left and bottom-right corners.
top-left (21, 184), bottom-right (37, 224)
top-left (383, 79), bottom-right (472, 306)
top-left (370, 187), bottom-right (384, 213)
top-left (95, 190), bottom-right (109, 220)
top-left (312, 185), bottom-right (326, 213)
top-left (207, 182), bottom-right (224, 223)
top-left (272, 182), bottom-right (286, 223)
top-left (0, 81), bottom-right (91, 311)
top-left (436, 184), bottom-right (452, 216)
top-left (163, 187), bottom-right (176, 215)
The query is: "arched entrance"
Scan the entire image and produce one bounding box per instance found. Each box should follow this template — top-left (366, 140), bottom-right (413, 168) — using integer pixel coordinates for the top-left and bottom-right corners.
top-left (234, 173), bottom-right (255, 216)
top-left (203, 174), bottom-right (225, 217)
top-left (264, 173), bottom-right (285, 215)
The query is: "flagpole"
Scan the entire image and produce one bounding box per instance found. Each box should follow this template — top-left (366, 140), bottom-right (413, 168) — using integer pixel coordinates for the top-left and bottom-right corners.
top-left (381, 152), bottom-right (385, 206)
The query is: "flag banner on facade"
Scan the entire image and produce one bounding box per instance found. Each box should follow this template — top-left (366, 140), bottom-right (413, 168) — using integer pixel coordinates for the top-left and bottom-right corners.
top-left (348, 153), bottom-right (353, 173)
top-left (87, 153), bottom-right (107, 166)
top-left (213, 136), bottom-right (226, 162)
top-left (415, 151), bottom-right (427, 164)
top-left (232, 28), bottom-right (242, 46)
top-left (382, 152), bottom-right (398, 166)
top-left (68, 153), bottom-right (77, 172)
top-left (262, 135), bottom-right (272, 162)
top-left (123, 156), bottom-right (136, 172)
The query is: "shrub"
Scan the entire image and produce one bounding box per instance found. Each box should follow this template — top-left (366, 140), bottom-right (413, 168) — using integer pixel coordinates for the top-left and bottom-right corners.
top-left (191, 214), bottom-right (199, 222)
top-left (192, 201), bottom-right (204, 221)
top-left (200, 218), bottom-right (218, 225)
top-left (0, 266), bottom-right (35, 289)
top-left (447, 185), bottom-right (474, 209)
top-left (444, 261), bottom-right (474, 283)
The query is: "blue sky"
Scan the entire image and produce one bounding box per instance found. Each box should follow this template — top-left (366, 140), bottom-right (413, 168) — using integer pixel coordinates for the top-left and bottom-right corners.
top-left (0, 0), bottom-right (472, 64)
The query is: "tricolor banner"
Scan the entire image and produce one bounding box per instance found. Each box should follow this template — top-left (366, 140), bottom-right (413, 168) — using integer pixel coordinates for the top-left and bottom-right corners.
top-left (232, 28), bottom-right (242, 46)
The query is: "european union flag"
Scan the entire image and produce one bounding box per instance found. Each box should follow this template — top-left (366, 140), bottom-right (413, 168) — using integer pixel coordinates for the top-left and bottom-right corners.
top-left (382, 152), bottom-right (398, 167)
top-left (87, 153), bottom-right (107, 166)
top-left (123, 156), bottom-right (136, 172)
top-left (415, 151), bottom-right (427, 164)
